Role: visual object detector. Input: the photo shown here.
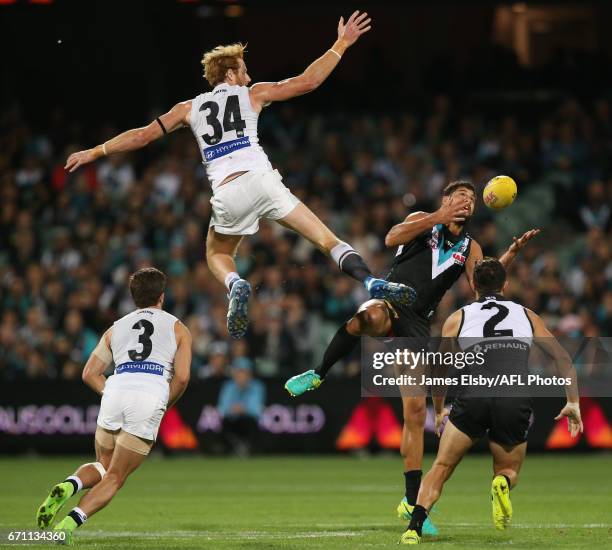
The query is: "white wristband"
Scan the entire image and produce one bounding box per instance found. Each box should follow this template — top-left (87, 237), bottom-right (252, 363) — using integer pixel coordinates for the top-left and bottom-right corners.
top-left (102, 142), bottom-right (108, 156)
top-left (329, 48), bottom-right (342, 59)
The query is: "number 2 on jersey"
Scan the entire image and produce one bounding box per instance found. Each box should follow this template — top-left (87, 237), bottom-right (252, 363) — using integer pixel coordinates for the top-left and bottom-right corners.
top-left (128, 320), bottom-right (154, 361)
top-left (480, 303), bottom-right (514, 337)
top-left (200, 95), bottom-right (246, 145)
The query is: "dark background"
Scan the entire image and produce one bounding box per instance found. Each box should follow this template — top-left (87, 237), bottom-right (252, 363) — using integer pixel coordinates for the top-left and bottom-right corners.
top-left (3, 0), bottom-right (612, 127)
top-left (1, 0), bottom-right (611, 455)
top-left (2, 379), bottom-right (604, 454)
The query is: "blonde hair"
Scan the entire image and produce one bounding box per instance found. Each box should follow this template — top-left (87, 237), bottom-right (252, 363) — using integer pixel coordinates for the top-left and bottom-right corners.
top-left (201, 43), bottom-right (246, 87)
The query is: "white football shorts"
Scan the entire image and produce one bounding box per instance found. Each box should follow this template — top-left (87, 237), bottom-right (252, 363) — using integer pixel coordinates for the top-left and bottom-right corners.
top-left (97, 388), bottom-right (166, 441)
top-left (209, 169), bottom-right (300, 235)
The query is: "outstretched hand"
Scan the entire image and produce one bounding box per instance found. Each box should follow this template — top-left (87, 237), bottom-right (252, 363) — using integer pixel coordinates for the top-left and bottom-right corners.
top-left (555, 402), bottom-right (584, 438)
top-left (337, 11), bottom-right (372, 48)
top-left (509, 228), bottom-right (541, 253)
top-left (65, 148), bottom-right (99, 173)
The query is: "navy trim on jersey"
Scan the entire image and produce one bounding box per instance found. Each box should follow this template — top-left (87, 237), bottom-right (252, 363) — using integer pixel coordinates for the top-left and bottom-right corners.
top-left (477, 293), bottom-right (508, 302)
top-left (204, 136), bottom-right (251, 161)
top-left (457, 309), bottom-right (465, 335)
top-left (115, 362), bottom-right (165, 375)
top-left (523, 307), bottom-right (534, 334)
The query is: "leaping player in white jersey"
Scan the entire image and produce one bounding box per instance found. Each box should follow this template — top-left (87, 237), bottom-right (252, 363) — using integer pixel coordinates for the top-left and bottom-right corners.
top-left (35, 268), bottom-right (192, 545)
top-left (65, 10), bottom-right (417, 339)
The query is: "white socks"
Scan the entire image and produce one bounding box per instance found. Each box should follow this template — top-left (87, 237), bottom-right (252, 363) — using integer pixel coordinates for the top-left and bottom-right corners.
top-left (225, 272), bottom-right (240, 291)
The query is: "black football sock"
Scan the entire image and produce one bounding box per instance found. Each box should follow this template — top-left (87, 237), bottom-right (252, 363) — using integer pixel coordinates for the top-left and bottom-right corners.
top-left (314, 324), bottom-right (359, 379)
top-left (404, 470), bottom-right (422, 505)
top-left (407, 504), bottom-right (428, 536)
top-left (503, 474), bottom-right (512, 489)
top-left (68, 507), bottom-right (87, 527)
top-left (330, 242), bottom-right (372, 282)
top-left (64, 476), bottom-right (82, 497)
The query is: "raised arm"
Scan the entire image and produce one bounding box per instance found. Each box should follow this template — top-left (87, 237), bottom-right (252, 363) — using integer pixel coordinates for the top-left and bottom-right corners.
top-left (249, 11), bottom-right (371, 110)
top-left (82, 329), bottom-right (113, 395)
top-left (498, 229), bottom-right (540, 269)
top-left (167, 321), bottom-right (192, 410)
top-left (464, 240), bottom-right (484, 294)
top-left (65, 101), bottom-right (192, 172)
top-left (527, 309), bottom-right (583, 437)
top-left (385, 196), bottom-right (470, 248)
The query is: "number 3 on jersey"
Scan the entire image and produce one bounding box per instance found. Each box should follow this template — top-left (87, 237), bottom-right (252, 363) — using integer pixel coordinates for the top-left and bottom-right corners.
top-left (200, 95), bottom-right (246, 145)
top-left (128, 320), bottom-right (154, 361)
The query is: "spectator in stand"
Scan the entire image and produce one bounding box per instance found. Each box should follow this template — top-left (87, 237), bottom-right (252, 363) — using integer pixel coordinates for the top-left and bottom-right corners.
top-left (217, 358), bottom-right (266, 456)
top-left (0, 95), bottom-right (609, 380)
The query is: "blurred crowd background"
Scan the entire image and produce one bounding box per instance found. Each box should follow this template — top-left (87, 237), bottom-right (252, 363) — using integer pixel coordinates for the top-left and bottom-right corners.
top-left (1, 1), bottom-right (612, 386)
top-left (1, 92), bottom-right (611, 382)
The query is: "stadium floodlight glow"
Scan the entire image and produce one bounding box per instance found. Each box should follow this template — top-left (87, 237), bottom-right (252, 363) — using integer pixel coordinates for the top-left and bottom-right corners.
top-left (224, 4), bottom-right (243, 17)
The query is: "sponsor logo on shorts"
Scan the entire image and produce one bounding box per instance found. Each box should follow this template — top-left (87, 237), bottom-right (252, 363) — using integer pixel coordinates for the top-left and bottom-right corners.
top-left (204, 137), bottom-right (251, 161)
top-left (115, 362), bottom-right (165, 375)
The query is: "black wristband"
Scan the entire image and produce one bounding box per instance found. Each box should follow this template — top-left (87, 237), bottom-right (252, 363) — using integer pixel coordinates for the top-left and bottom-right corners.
top-left (156, 117), bottom-right (168, 134)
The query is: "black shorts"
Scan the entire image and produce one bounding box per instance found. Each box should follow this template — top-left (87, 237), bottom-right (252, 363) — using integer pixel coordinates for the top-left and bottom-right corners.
top-left (449, 396), bottom-right (533, 446)
top-left (385, 302), bottom-right (430, 342)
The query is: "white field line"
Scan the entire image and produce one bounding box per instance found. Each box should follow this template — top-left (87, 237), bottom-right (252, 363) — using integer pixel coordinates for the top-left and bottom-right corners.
top-left (77, 530), bottom-right (360, 540)
top-left (72, 523), bottom-right (612, 540)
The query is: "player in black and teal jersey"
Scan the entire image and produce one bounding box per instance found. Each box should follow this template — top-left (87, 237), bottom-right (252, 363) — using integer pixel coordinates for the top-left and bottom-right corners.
top-left (285, 180), bottom-right (539, 536)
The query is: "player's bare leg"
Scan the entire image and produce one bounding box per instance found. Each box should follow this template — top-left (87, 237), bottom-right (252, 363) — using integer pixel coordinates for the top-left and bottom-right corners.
top-left (206, 227), bottom-right (251, 338)
top-left (53, 432), bottom-right (149, 543)
top-left (36, 429), bottom-right (115, 529)
top-left (417, 421), bottom-right (474, 509)
top-left (490, 439), bottom-right (526, 489)
top-left (399, 395), bottom-right (427, 508)
top-left (401, 421), bottom-right (474, 544)
top-left (489, 439), bottom-right (527, 530)
top-left (397, 394), bottom-right (440, 535)
top-left (347, 300), bottom-right (393, 337)
top-left (278, 203), bottom-right (417, 305)
top-left (206, 227), bottom-right (243, 283)
top-left (285, 300), bottom-right (391, 396)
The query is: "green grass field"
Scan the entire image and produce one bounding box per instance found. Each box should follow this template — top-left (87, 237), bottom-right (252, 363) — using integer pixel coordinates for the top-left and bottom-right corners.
top-left (1, 454), bottom-right (610, 548)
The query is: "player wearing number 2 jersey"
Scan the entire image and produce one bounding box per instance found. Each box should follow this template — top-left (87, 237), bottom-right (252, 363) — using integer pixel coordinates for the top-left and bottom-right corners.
top-left (36, 268), bottom-right (192, 545)
top-left (64, 10), bottom-right (417, 340)
top-left (285, 181), bottom-right (540, 536)
top-left (400, 258), bottom-right (583, 544)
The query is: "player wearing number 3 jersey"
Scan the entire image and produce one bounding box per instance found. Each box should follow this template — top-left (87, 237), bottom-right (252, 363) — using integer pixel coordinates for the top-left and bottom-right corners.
top-left (36, 268), bottom-right (192, 544)
top-left (64, 10), bottom-right (417, 340)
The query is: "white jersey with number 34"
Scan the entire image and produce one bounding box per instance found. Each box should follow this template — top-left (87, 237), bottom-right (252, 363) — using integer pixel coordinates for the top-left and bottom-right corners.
top-left (190, 83), bottom-right (273, 190)
top-left (107, 308), bottom-right (179, 400)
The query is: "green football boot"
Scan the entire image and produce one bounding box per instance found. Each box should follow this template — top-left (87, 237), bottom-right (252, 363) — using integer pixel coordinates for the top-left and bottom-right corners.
top-left (285, 370), bottom-right (322, 397)
top-left (36, 482), bottom-right (73, 529)
top-left (397, 497), bottom-right (439, 536)
top-left (53, 516), bottom-right (78, 545)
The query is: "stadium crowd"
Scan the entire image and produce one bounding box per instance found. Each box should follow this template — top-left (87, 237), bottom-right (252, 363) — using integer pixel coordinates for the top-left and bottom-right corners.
top-left (1, 95), bottom-right (611, 381)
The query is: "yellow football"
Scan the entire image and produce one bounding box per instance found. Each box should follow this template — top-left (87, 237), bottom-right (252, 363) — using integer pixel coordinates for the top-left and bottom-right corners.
top-left (483, 175), bottom-right (517, 210)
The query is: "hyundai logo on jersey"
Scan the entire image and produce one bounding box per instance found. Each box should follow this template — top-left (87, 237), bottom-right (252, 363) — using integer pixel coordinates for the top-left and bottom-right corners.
top-left (204, 137), bottom-right (251, 161)
top-left (115, 362), bottom-right (165, 375)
